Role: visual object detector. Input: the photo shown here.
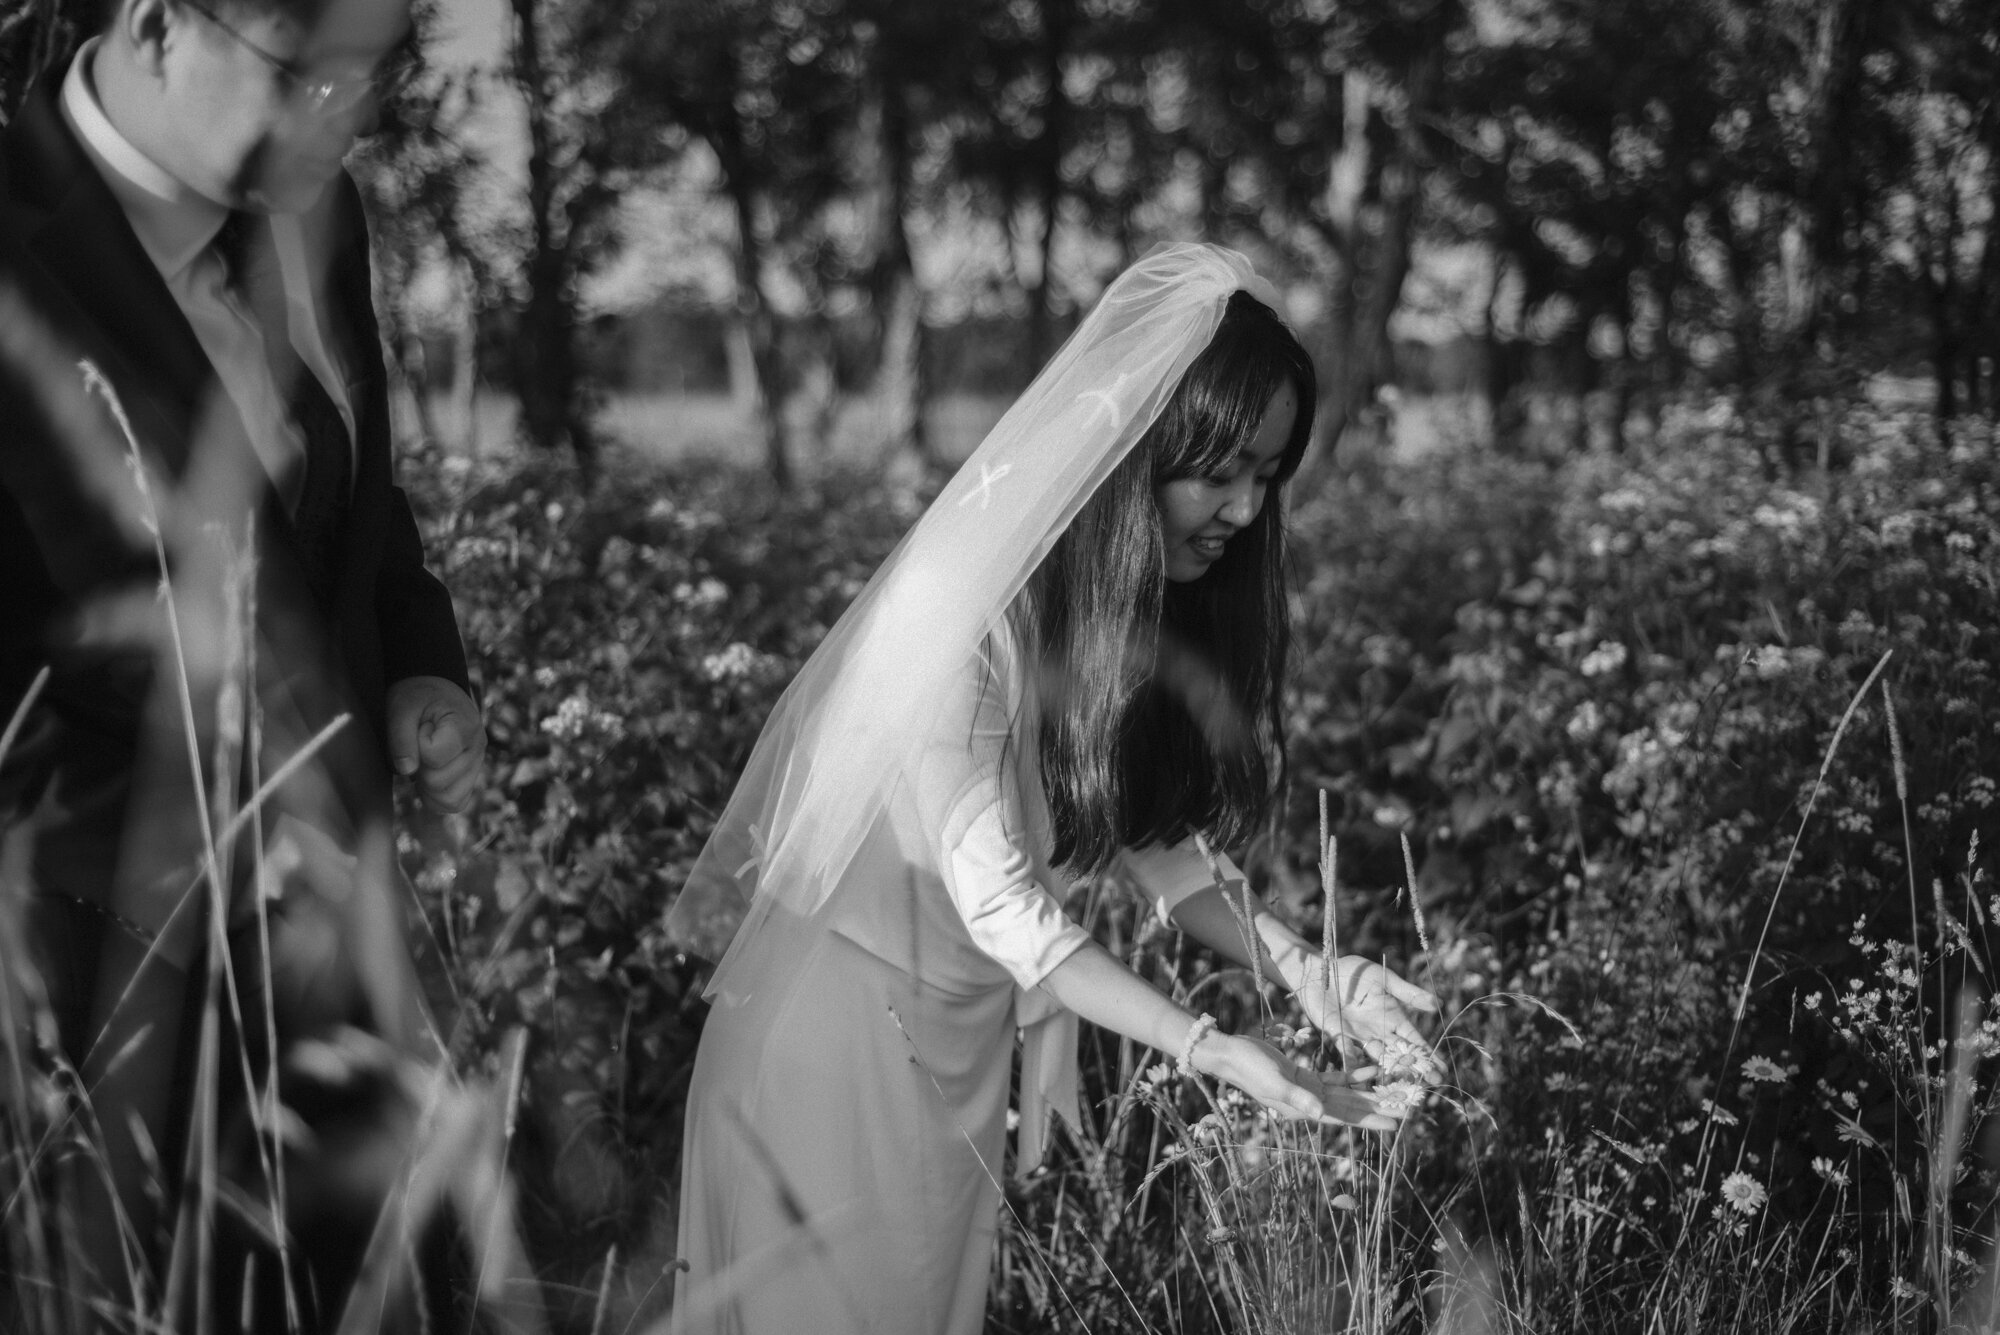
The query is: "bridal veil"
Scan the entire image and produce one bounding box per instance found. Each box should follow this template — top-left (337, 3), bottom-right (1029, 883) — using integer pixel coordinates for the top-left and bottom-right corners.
top-left (662, 242), bottom-right (1284, 995)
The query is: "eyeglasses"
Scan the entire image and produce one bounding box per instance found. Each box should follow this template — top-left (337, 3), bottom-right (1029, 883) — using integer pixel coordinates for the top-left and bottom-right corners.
top-left (180, 0), bottom-right (413, 117)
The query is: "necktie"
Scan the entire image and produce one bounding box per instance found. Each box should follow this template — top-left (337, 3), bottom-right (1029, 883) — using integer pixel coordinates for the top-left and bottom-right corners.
top-left (215, 213), bottom-right (351, 606)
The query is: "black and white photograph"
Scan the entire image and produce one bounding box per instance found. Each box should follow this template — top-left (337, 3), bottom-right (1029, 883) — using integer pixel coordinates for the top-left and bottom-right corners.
top-left (2, 0), bottom-right (1996, 1330)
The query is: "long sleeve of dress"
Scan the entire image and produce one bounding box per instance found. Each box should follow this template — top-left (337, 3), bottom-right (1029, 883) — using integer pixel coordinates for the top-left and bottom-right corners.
top-left (922, 632), bottom-right (1092, 990)
top-left (1118, 839), bottom-right (1246, 927)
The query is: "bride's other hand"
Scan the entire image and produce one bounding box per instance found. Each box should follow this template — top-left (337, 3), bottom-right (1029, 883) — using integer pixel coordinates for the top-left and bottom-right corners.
top-left (1297, 955), bottom-right (1442, 1084)
top-left (1195, 1033), bottom-right (1404, 1132)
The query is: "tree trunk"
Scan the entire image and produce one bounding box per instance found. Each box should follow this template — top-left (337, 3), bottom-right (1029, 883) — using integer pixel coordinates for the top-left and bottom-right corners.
top-left (724, 319), bottom-right (760, 415)
top-left (0, 0), bottom-right (78, 125)
top-left (1024, 0), bottom-right (1071, 372)
top-left (1936, 138), bottom-right (1966, 433)
top-left (1313, 41), bottom-right (1435, 464)
top-left (871, 77), bottom-right (932, 467)
top-left (1795, 0), bottom-right (1859, 350)
top-left (509, 0), bottom-right (588, 461)
top-left (1313, 70), bottom-right (1373, 460)
top-left (876, 273), bottom-right (927, 464)
top-left (1608, 346), bottom-right (1634, 454)
top-left (804, 312), bottom-right (842, 459)
top-left (1976, 130), bottom-right (2000, 419)
top-left (396, 325), bottom-right (444, 449)
top-left (1933, 279), bottom-right (1959, 428)
top-left (453, 279), bottom-right (480, 454)
top-left (724, 168), bottom-right (790, 488)
top-left (363, 207), bottom-right (445, 451)
top-left (1564, 327), bottom-right (1597, 455)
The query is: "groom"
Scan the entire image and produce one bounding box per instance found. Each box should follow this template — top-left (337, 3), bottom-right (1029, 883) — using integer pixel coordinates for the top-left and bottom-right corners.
top-left (0, 0), bottom-right (480, 1323)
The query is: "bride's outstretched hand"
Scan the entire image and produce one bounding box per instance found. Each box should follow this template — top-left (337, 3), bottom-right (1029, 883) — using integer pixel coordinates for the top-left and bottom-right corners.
top-left (1195, 1033), bottom-right (1405, 1133)
top-left (1297, 955), bottom-right (1443, 1085)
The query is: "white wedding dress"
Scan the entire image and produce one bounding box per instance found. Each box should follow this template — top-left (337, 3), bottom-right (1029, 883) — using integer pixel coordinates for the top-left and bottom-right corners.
top-left (671, 622), bottom-right (1235, 1334)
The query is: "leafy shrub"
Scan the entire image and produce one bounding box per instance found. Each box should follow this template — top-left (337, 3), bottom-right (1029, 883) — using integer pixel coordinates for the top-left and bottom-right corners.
top-left (999, 399), bottom-right (2000, 1331)
top-left (402, 398), bottom-right (2000, 1331)
top-left (1270, 401), bottom-right (2000, 1325)
top-left (395, 442), bottom-right (914, 1326)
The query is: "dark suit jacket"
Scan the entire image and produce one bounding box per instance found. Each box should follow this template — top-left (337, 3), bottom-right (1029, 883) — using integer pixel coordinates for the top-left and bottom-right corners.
top-left (0, 78), bottom-right (470, 1031)
top-left (0, 73), bottom-right (478, 1327)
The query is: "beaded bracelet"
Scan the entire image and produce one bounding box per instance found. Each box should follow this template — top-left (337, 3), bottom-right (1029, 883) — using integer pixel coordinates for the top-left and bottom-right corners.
top-left (1177, 1013), bottom-right (1218, 1079)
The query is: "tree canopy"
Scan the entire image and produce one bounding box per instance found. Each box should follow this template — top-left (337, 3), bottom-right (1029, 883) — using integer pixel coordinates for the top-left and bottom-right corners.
top-left (4, 0), bottom-right (1993, 468)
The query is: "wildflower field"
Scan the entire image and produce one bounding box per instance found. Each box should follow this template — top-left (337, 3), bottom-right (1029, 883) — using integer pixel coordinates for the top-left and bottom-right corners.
top-left (362, 393), bottom-right (2000, 1333)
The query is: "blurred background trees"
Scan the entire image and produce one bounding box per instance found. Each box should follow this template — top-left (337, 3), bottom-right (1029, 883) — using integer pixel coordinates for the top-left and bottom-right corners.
top-left (0, 0), bottom-right (73, 121)
top-left (4, 0), bottom-right (1994, 478)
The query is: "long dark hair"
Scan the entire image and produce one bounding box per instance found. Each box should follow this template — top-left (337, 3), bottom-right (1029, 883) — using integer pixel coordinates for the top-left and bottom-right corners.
top-left (1023, 289), bottom-right (1317, 876)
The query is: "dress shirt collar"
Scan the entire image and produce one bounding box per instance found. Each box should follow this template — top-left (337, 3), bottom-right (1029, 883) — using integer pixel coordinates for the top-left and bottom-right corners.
top-left (60, 39), bottom-right (229, 280)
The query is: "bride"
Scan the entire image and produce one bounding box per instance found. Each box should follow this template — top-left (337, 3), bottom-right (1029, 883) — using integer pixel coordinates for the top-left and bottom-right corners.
top-left (663, 243), bottom-right (1438, 1334)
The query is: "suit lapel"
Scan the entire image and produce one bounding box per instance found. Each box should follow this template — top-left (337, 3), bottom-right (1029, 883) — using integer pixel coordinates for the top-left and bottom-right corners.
top-left (4, 87), bottom-right (340, 693)
top-left (31, 186), bottom-right (210, 406)
top-left (6, 89), bottom-right (212, 479)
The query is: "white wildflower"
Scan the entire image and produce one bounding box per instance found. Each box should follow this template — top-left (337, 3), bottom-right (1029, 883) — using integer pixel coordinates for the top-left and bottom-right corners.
top-left (675, 577), bottom-right (730, 612)
top-left (1718, 1171), bottom-right (1767, 1216)
top-left (1372, 1081), bottom-right (1425, 1116)
top-left (1741, 1056), bottom-right (1786, 1084)
top-left (1579, 640), bottom-right (1629, 678)
top-left (540, 694), bottom-right (592, 742)
top-left (702, 642), bottom-right (763, 683)
top-left (1566, 701), bottom-right (1604, 741)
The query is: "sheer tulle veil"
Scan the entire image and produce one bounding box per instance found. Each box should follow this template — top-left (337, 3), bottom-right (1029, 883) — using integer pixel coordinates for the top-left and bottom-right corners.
top-left (663, 242), bottom-right (1284, 991)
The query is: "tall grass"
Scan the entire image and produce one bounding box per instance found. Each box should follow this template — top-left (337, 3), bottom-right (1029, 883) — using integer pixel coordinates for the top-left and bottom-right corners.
top-left (992, 656), bottom-right (2000, 1334)
top-left (1, 348), bottom-right (545, 1333)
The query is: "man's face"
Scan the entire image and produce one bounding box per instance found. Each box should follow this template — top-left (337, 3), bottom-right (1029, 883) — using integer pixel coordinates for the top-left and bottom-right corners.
top-left (157, 0), bottom-right (411, 211)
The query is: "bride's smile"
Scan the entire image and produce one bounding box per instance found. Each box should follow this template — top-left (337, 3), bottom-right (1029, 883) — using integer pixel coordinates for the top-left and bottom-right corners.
top-left (1156, 379), bottom-right (1299, 582)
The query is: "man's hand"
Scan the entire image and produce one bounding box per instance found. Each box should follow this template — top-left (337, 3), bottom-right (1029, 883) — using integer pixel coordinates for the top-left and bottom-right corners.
top-left (386, 676), bottom-right (484, 815)
top-left (1297, 955), bottom-right (1442, 1084)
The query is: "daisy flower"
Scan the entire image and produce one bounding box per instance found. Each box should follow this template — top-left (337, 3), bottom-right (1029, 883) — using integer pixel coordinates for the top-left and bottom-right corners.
top-left (1719, 1171), bottom-right (1767, 1215)
top-left (1741, 1055), bottom-right (1787, 1083)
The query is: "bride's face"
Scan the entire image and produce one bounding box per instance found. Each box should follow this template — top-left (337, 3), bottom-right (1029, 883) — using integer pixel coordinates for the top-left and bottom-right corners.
top-left (1154, 381), bottom-right (1298, 583)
